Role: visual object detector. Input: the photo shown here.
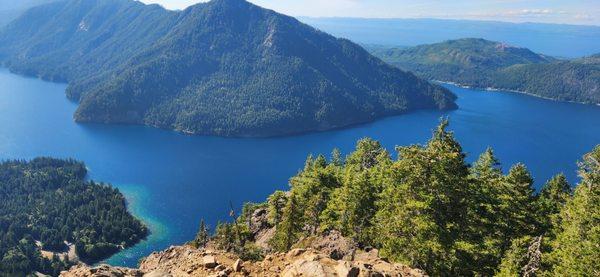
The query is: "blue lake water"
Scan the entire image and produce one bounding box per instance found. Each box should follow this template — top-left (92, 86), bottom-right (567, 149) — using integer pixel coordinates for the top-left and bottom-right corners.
top-left (0, 68), bottom-right (599, 267)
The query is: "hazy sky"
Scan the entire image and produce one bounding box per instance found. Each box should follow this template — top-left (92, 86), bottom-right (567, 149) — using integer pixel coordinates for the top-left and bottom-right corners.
top-left (140, 0), bottom-right (600, 26)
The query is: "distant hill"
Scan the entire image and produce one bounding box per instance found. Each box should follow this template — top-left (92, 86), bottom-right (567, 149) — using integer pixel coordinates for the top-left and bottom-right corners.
top-left (0, 0), bottom-right (456, 137)
top-left (370, 38), bottom-right (600, 105)
top-left (0, 0), bottom-right (57, 26)
top-left (301, 17), bottom-right (600, 58)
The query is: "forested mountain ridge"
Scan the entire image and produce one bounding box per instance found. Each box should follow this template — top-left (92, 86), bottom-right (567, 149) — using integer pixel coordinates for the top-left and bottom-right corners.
top-left (0, 158), bottom-right (147, 276)
top-left (0, 0), bottom-right (456, 137)
top-left (370, 38), bottom-right (600, 105)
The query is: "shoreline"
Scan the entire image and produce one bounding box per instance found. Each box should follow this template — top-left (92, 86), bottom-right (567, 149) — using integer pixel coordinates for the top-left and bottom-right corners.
top-left (433, 80), bottom-right (600, 107)
top-left (100, 184), bottom-right (170, 268)
top-left (1, 66), bottom-right (455, 140)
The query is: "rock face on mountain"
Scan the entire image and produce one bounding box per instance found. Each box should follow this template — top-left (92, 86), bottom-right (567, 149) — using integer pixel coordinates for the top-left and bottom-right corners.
top-left (62, 245), bottom-right (427, 277)
top-left (0, 0), bottom-right (456, 137)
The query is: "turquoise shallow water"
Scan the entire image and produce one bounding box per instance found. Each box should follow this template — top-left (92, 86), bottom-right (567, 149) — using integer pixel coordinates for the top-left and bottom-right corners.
top-left (1, 68), bottom-right (599, 267)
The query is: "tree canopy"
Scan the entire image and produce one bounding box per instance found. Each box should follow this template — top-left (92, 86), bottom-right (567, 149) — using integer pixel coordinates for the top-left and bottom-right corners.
top-left (0, 158), bottom-right (147, 276)
top-left (223, 119), bottom-right (598, 276)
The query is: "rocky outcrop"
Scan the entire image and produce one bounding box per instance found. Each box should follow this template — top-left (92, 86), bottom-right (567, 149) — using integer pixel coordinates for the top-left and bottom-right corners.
top-left (61, 264), bottom-right (143, 277)
top-left (246, 208), bottom-right (275, 251)
top-left (61, 245), bottom-right (427, 277)
top-left (303, 230), bottom-right (357, 260)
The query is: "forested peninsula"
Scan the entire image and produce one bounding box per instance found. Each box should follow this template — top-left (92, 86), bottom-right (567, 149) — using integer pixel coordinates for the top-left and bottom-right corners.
top-left (0, 158), bottom-right (147, 276)
top-left (0, 0), bottom-right (456, 137)
top-left (369, 38), bottom-right (600, 105)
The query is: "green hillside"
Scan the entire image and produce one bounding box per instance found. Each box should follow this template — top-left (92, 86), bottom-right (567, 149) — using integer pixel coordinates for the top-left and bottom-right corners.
top-left (0, 0), bottom-right (456, 137)
top-left (370, 38), bottom-right (600, 104)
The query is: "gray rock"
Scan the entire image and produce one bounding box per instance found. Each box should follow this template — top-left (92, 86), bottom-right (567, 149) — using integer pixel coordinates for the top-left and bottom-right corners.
top-left (203, 255), bottom-right (218, 268)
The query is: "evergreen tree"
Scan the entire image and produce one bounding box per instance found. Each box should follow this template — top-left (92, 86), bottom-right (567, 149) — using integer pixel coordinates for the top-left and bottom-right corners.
top-left (214, 222), bottom-right (235, 252)
top-left (373, 120), bottom-right (470, 275)
top-left (331, 148), bottom-right (343, 167)
top-left (191, 219), bottom-right (209, 249)
top-left (548, 146), bottom-right (600, 276)
top-left (267, 191), bottom-right (288, 226)
top-left (345, 138), bottom-right (385, 170)
top-left (464, 148), bottom-right (506, 275)
top-left (321, 170), bottom-right (379, 244)
top-left (288, 154), bottom-right (341, 235)
top-left (321, 139), bottom-right (389, 243)
top-left (496, 236), bottom-right (543, 277)
top-left (270, 194), bottom-right (302, 252)
top-left (503, 164), bottom-right (538, 239)
top-left (536, 174), bottom-right (571, 232)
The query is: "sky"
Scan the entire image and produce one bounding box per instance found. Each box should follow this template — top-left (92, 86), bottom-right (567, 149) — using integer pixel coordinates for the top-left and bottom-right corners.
top-left (140, 0), bottom-right (600, 26)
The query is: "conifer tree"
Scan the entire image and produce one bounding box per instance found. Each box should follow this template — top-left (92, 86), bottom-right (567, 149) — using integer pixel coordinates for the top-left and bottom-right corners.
top-left (288, 154), bottom-right (339, 235)
top-left (548, 146), bottom-right (600, 276)
top-left (373, 120), bottom-right (470, 275)
top-left (536, 174), bottom-right (571, 232)
top-left (503, 164), bottom-right (537, 239)
top-left (464, 148), bottom-right (505, 275)
top-left (331, 148), bottom-right (343, 167)
top-left (321, 139), bottom-right (388, 243)
top-left (267, 191), bottom-right (288, 226)
top-left (191, 219), bottom-right (209, 249)
top-left (270, 194), bottom-right (302, 252)
top-left (321, 170), bottom-right (378, 243)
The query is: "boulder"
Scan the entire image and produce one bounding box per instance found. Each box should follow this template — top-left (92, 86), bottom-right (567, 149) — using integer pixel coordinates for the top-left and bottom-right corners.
top-left (336, 261), bottom-right (360, 277)
top-left (232, 259), bottom-right (243, 272)
top-left (309, 230), bottom-right (357, 260)
top-left (203, 255), bottom-right (218, 268)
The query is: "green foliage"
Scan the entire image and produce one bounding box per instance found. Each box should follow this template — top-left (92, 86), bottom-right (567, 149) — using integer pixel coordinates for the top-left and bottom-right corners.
top-left (253, 120), bottom-right (599, 276)
top-left (496, 236), bottom-right (538, 277)
top-left (239, 202), bottom-right (268, 225)
top-left (270, 194), bottom-right (303, 252)
top-left (503, 164), bottom-right (537, 238)
top-left (267, 191), bottom-right (288, 226)
top-left (546, 146), bottom-right (600, 276)
top-left (374, 120), bottom-right (471, 275)
top-left (320, 140), bottom-right (385, 242)
top-left (212, 211), bottom-right (265, 262)
top-left (238, 243), bottom-right (264, 262)
top-left (190, 219), bottom-right (209, 249)
top-left (370, 38), bottom-right (600, 105)
top-left (0, 158), bottom-right (147, 276)
top-left (0, 0), bottom-right (456, 137)
top-left (213, 222), bottom-right (236, 252)
top-left (536, 174), bottom-right (571, 233)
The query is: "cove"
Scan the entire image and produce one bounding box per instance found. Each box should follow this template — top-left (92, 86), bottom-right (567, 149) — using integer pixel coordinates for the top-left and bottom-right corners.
top-left (0, 68), bottom-right (599, 267)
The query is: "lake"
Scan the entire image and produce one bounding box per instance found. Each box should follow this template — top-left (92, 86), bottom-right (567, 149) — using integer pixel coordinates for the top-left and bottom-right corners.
top-left (0, 68), bottom-right (599, 267)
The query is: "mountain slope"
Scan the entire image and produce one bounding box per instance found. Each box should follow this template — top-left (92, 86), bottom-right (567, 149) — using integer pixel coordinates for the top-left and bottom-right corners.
top-left (0, 0), bottom-right (178, 82)
top-left (370, 38), bottom-right (600, 104)
top-left (0, 0), bottom-right (456, 137)
top-left (493, 59), bottom-right (600, 103)
top-left (0, 0), bottom-right (57, 27)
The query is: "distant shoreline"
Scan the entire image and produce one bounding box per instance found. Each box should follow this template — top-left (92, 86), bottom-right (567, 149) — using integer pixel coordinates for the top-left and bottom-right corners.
top-left (434, 80), bottom-right (600, 107)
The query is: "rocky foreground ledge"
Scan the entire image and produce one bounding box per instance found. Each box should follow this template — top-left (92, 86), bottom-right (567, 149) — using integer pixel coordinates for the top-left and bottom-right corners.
top-left (61, 245), bottom-right (426, 277)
